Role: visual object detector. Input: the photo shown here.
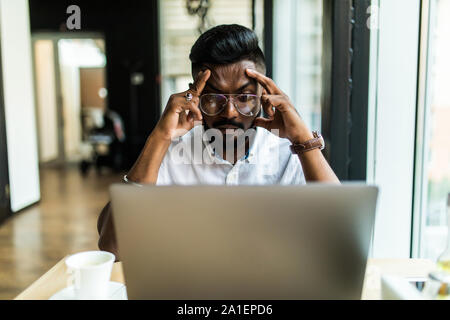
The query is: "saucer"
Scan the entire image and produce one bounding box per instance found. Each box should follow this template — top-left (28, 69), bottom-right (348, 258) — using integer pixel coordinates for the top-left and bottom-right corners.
top-left (49, 281), bottom-right (127, 300)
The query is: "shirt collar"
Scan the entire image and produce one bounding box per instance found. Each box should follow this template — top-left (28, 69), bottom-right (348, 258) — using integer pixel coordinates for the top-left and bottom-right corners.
top-left (199, 126), bottom-right (262, 165)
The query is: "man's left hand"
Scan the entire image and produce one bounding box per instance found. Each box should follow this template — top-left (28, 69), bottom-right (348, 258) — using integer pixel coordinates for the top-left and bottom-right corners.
top-left (246, 69), bottom-right (314, 144)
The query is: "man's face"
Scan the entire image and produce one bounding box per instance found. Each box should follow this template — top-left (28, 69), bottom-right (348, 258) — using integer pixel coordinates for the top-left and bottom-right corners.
top-left (195, 60), bottom-right (264, 136)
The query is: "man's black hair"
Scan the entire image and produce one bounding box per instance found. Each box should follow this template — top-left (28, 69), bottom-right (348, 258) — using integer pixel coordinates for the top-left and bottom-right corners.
top-left (189, 24), bottom-right (266, 74)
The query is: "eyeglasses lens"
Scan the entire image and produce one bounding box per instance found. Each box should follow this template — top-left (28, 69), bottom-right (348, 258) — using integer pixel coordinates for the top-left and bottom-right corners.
top-left (200, 94), bottom-right (260, 116)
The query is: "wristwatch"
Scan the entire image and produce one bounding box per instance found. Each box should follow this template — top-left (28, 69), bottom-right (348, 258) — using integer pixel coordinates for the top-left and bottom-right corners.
top-left (290, 131), bottom-right (325, 155)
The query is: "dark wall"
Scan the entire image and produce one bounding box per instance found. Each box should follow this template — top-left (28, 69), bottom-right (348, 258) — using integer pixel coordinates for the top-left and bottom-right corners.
top-left (29, 0), bottom-right (161, 168)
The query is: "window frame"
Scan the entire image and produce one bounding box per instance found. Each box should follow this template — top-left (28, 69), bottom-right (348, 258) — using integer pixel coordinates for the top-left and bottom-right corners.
top-left (263, 0), bottom-right (274, 78)
top-left (321, 0), bottom-right (371, 181)
top-left (270, 0), bottom-right (372, 180)
top-left (411, 0), bottom-right (443, 259)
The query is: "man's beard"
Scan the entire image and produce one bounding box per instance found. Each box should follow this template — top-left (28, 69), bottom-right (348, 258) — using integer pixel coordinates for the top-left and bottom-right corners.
top-left (203, 119), bottom-right (255, 144)
top-left (203, 118), bottom-right (244, 130)
top-left (202, 119), bottom-right (257, 161)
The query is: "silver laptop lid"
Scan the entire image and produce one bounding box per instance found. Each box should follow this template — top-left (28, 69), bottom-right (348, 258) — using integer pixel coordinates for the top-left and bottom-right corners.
top-left (110, 184), bottom-right (378, 299)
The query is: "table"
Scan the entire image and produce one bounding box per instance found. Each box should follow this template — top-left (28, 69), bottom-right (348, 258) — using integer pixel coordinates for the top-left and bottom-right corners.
top-left (15, 258), bottom-right (435, 300)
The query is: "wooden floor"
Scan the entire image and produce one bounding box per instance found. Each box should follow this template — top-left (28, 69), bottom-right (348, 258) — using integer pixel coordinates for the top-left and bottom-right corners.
top-left (0, 166), bottom-right (123, 299)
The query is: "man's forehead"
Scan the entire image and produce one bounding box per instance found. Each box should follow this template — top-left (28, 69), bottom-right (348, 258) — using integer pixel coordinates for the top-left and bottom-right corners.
top-left (204, 61), bottom-right (258, 91)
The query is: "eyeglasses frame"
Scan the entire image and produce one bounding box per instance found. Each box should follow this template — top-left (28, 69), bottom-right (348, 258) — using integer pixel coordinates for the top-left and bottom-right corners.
top-left (199, 93), bottom-right (261, 117)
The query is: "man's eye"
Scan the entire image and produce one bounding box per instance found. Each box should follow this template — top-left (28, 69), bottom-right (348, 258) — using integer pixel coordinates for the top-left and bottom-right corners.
top-left (238, 95), bottom-right (251, 102)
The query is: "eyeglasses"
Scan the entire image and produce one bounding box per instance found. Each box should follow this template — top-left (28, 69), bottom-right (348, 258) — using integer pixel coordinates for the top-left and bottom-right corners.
top-left (199, 94), bottom-right (261, 117)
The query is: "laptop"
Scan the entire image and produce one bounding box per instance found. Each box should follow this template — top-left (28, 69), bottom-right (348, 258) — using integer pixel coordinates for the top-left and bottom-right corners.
top-left (109, 184), bottom-right (378, 300)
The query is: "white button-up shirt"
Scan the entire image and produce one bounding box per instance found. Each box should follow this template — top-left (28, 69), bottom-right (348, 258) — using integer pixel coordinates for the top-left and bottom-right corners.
top-left (156, 126), bottom-right (306, 186)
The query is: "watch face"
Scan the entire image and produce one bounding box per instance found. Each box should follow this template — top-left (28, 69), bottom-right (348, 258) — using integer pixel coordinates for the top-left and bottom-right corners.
top-left (318, 135), bottom-right (325, 150)
top-left (312, 131), bottom-right (325, 149)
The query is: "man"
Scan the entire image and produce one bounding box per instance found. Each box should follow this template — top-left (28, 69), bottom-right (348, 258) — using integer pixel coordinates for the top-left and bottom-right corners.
top-left (98, 24), bottom-right (339, 257)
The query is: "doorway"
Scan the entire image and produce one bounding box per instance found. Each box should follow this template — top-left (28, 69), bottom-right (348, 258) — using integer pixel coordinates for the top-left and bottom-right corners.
top-left (32, 33), bottom-right (122, 175)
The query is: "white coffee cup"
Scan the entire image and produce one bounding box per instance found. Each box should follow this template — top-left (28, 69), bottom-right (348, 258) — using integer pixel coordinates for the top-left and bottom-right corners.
top-left (65, 251), bottom-right (115, 300)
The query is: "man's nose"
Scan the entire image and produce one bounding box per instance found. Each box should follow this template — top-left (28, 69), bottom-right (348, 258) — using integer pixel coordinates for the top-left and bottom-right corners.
top-left (220, 100), bottom-right (239, 118)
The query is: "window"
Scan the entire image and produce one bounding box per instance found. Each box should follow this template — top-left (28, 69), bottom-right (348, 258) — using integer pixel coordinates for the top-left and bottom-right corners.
top-left (414, 0), bottom-right (450, 260)
top-left (366, 0), bottom-right (421, 257)
top-left (273, 0), bottom-right (323, 131)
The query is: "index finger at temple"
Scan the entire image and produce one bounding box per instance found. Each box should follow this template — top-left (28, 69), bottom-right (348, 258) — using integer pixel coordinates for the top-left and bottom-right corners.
top-left (191, 69), bottom-right (211, 96)
top-left (245, 69), bottom-right (282, 95)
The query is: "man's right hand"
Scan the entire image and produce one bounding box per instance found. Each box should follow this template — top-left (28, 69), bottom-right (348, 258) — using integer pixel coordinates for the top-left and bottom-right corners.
top-left (126, 69), bottom-right (210, 185)
top-left (153, 70), bottom-right (211, 141)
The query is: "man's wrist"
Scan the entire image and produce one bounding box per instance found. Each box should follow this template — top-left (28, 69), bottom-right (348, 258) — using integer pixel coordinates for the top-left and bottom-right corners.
top-left (150, 127), bottom-right (173, 144)
top-left (286, 116), bottom-right (315, 143)
top-left (290, 131), bottom-right (325, 155)
top-left (289, 128), bottom-right (315, 144)
top-left (126, 129), bottom-right (172, 184)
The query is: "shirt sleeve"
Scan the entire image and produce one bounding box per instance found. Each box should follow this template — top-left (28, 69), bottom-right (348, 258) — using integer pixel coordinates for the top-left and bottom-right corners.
top-left (279, 154), bottom-right (307, 185)
top-left (155, 152), bottom-right (173, 186)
